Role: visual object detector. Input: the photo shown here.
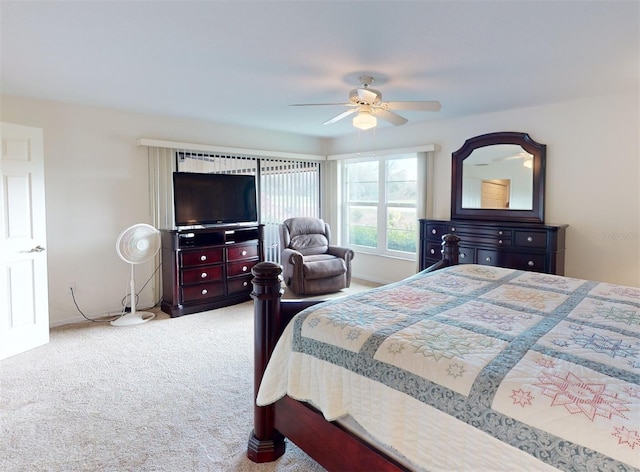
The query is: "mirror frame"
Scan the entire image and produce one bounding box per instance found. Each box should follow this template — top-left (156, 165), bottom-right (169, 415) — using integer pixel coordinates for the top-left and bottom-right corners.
top-left (451, 131), bottom-right (546, 223)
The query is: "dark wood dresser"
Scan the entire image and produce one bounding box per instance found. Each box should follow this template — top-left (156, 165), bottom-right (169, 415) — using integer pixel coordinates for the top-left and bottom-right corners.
top-left (161, 224), bottom-right (264, 317)
top-left (419, 219), bottom-right (567, 275)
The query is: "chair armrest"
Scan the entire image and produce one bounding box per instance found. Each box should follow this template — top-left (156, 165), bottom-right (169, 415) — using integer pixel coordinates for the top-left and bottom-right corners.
top-left (282, 248), bottom-right (304, 265)
top-left (327, 246), bottom-right (354, 261)
top-left (281, 248), bottom-right (305, 294)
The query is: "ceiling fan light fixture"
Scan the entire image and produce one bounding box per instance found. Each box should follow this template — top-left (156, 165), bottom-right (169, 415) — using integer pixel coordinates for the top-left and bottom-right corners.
top-left (353, 111), bottom-right (377, 130)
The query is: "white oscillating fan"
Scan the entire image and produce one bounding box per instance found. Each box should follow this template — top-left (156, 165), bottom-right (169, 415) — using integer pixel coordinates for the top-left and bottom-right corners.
top-left (111, 223), bottom-right (161, 327)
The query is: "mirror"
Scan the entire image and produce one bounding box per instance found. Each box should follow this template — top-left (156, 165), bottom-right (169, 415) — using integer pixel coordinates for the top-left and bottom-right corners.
top-left (451, 132), bottom-right (545, 223)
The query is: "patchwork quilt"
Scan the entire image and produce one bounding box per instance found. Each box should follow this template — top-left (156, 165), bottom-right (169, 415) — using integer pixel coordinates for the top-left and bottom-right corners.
top-left (257, 265), bottom-right (640, 471)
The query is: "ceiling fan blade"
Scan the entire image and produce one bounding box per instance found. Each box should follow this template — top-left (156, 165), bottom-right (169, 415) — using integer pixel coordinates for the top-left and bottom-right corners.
top-left (383, 101), bottom-right (442, 112)
top-left (356, 87), bottom-right (379, 104)
top-left (492, 152), bottom-right (532, 162)
top-left (373, 109), bottom-right (408, 126)
top-left (290, 103), bottom-right (350, 107)
top-left (322, 108), bottom-right (358, 125)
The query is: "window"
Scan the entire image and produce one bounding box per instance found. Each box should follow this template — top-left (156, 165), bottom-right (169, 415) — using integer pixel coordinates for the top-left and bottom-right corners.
top-left (342, 154), bottom-right (418, 257)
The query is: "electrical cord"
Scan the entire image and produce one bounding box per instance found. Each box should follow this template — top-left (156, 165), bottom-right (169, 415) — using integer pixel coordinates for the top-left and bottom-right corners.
top-left (70, 262), bottom-right (162, 323)
top-left (70, 286), bottom-right (121, 323)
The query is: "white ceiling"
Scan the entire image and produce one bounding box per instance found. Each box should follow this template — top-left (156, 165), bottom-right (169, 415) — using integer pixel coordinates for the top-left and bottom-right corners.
top-left (1, 1), bottom-right (638, 138)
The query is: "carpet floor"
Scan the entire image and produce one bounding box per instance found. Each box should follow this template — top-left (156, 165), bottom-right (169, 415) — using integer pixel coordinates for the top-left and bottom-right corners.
top-left (1, 281), bottom-right (377, 471)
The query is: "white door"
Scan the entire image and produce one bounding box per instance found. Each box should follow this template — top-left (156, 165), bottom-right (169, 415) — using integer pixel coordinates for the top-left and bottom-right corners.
top-left (0, 123), bottom-right (49, 359)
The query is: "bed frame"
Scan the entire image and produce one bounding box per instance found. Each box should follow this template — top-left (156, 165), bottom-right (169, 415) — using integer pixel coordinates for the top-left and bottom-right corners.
top-left (247, 234), bottom-right (461, 471)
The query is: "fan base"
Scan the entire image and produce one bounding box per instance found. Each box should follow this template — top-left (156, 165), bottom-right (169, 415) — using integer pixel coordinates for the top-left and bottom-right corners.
top-left (110, 311), bottom-right (156, 327)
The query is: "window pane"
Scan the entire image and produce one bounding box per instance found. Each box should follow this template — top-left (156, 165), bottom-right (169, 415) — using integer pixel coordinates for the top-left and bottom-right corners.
top-left (346, 161), bottom-right (378, 203)
top-left (347, 206), bottom-right (377, 248)
top-left (387, 207), bottom-right (417, 252)
top-left (348, 182), bottom-right (378, 202)
top-left (387, 181), bottom-right (416, 204)
top-left (387, 158), bottom-right (417, 204)
top-left (348, 161), bottom-right (379, 182)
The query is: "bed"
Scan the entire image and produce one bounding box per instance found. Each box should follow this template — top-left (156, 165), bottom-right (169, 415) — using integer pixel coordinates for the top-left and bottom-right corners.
top-left (247, 235), bottom-right (640, 471)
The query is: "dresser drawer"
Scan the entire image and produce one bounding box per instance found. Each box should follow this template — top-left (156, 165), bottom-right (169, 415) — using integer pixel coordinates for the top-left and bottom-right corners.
top-left (228, 243), bottom-right (259, 261)
top-left (505, 253), bottom-right (547, 272)
top-left (477, 249), bottom-right (503, 266)
top-left (425, 242), bottom-right (442, 259)
top-left (228, 259), bottom-right (258, 277)
top-left (181, 265), bottom-right (223, 285)
top-left (448, 224), bottom-right (512, 238)
top-left (227, 275), bottom-right (253, 295)
top-left (181, 248), bottom-right (224, 267)
top-left (181, 282), bottom-right (225, 302)
top-left (425, 223), bottom-right (447, 240)
top-left (477, 249), bottom-right (546, 271)
top-left (514, 231), bottom-right (547, 248)
top-left (458, 246), bottom-right (475, 264)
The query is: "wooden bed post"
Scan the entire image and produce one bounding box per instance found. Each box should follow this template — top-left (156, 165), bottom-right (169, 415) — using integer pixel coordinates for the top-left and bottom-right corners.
top-left (247, 262), bottom-right (286, 463)
top-left (423, 233), bottom-right (461, 272)
top-left (441, 233), bottom-right (460, 266)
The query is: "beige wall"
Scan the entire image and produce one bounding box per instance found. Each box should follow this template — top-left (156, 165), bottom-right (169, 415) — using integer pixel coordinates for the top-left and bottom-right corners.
top-left (2, 91), bottom-right (638, 326)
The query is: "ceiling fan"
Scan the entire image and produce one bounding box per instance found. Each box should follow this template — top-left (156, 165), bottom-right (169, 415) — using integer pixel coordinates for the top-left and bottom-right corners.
top-left (290, 76), bottom-right (441, 130)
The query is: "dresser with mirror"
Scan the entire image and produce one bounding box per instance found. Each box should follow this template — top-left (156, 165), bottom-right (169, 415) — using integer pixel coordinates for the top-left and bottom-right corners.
top-left (420, 131), bottom-right (568, 274)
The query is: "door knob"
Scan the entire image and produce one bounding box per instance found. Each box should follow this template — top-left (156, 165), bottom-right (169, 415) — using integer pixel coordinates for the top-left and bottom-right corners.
top-left (26, 245), bottom-right (46, 253)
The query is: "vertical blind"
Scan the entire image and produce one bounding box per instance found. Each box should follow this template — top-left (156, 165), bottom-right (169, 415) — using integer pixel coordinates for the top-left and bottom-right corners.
top-left (259, 159), bottom-right (320, 262)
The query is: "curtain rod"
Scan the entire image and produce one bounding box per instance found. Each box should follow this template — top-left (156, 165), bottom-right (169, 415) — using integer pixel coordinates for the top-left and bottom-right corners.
top-left (137, 138), bottom-right (326, 162)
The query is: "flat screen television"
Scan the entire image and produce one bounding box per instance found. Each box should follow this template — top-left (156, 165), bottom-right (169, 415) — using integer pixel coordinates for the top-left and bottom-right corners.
top-left (173, 172), bottom-right (258, 227)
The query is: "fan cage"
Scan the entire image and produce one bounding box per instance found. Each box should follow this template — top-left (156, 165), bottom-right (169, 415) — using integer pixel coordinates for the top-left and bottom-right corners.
top-left (116, 224), bottom-right (161, 264)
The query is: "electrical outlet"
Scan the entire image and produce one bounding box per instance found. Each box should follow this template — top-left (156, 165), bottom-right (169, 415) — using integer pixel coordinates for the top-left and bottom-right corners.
top-left (67, 283), bottom-right (76, 295)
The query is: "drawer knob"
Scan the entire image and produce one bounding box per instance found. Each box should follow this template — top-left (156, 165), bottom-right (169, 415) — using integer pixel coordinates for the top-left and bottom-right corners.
top-left (451, 227), bottom-right (456, 232)
top-left (243, 281), bottom-right (248, 287)
top-left (201, 289), bottom-right (208, 295)
top-left (460, 253), bottom-right (466, 259)
top-left (201, 272), bottom-right (207, 279)
top-left (431, 229), bottom-right (437, 234)
top-left (485, 256), bottom-right (492, 262)
top-left (241, 250), bottom-right (247, 256)
top-left (242, 265), bottom-right (248, 272)
top-left (527, 236), bottom-right (533, 242)
top-left (498, 239), bottom-right (503, 245)
top-left (430, 249), bottom-right (435, 255)
top-left (498, 230), bottom-right (503, 235)
top-left (528, 260), bottom-right (535, 267)
top-left (200, 255), bottom-right (207, 261)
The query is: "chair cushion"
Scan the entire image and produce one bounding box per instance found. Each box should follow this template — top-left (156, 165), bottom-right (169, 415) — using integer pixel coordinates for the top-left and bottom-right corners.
top-left (286, 217), bottom-right (330, 255)
top-left (302, 254), bottom-right (346, 280)
top-left (291, 234), bottom-right (329, 255)
top-left (287, 217), bottom-right (326, 236)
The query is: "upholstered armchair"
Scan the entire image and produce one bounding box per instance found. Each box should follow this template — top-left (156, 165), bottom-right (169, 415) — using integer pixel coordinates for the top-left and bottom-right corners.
top-left (279, 217), bottom-right (354, 296)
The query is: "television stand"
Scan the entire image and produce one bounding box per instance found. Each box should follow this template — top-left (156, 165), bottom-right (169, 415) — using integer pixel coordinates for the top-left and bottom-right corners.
top-left (160, 224), bottom-right (264, 317)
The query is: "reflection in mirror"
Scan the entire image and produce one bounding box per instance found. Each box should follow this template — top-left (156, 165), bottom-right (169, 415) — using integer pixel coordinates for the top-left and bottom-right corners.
top-left (462, 145), bottom-right (533, 210)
